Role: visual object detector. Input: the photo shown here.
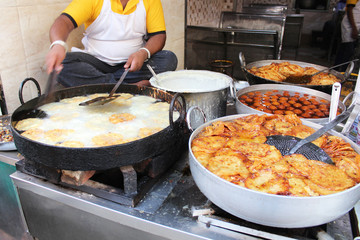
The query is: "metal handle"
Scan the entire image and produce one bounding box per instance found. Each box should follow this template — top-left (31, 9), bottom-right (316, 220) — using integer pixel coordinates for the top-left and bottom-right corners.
top-left (238, 52), bottom-right (246, 70)
top-left (329, 82), bottom-right (341, 122)
top-left (109, 68), bottom-right (130, 97)
top-left (186, 106), bottom-right (207, 132)
top-left (228, 80), bottom-right (237, 105)
top-left (169, 93), bottom-right (186, 129)
top-left (146, 64), bottom-right (158, 80)
top-left (343, 60), bottom-right (356, 79)
top-left (19, 77), bottom-right (41, 104)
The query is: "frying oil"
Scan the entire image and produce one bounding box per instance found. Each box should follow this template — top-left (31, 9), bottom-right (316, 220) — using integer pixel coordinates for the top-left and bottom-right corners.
top-left (28, 94), bottom-right (180, 147)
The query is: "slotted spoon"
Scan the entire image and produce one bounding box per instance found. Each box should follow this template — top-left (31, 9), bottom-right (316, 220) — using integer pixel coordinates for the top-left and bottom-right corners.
top-left (265, 104), bottom-right (355, 164)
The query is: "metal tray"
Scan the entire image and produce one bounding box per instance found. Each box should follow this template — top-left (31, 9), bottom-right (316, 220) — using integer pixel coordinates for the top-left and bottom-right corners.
top-left (0, 115), bottom-right (16, 151)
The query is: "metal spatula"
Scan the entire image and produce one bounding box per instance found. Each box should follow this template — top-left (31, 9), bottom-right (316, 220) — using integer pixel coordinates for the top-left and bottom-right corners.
top-left (265, 104), bottom-right (355, 164)
top-left (79, 68), bottom-right (130, 106)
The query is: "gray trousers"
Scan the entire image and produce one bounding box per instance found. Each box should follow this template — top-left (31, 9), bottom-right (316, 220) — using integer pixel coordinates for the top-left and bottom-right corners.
top-left (57, 50), bottom-right (178, 87)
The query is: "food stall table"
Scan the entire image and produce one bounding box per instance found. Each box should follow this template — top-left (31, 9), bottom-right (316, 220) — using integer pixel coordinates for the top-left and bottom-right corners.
top-left (9, 136), bottom-right (359, 240)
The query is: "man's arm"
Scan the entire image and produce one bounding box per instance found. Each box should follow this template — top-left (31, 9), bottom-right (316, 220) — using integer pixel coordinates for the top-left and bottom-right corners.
top-left (46, 14), bottom-right (75, 74)
top-left (346, 5), bottom-right (359, 40)
top-left (124, 33), bottom-right (166, 72)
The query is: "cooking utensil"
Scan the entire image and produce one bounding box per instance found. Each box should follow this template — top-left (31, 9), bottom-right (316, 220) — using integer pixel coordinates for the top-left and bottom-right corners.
top-left (239, 52), bottom-right (352, 94)
top-left (284, 60), bottom-right (357, 84)
top-left (146, 64), bottom-right (160, 85)
top-left (79, 68), bottom-right (130, 106)
top-left (329, 82), bottom-right (342, 121)
top-left (36, 70), bottom-right (58, 107)
top-left (149, 70), bottom-right (233, 129)
top-left (235, 84), bottom-right (346, 125)
top-left (12, 83), bottom-right (187, 170)
top-left (188, 113), bottom-right (360, 228)
top-left (265, 103), bottom-right (355, 164)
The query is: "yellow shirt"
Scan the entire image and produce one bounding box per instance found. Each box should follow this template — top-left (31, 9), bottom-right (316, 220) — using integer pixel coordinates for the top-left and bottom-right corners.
top-left (63, 0), bottom-right (166, 34)
top-left (346, 0), bottom-right (358, 6)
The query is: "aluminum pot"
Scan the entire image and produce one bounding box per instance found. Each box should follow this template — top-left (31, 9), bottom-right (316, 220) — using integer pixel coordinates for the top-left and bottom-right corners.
top-left (188, 114), bottom-right (360, 228)
top-left (235, 84), bottom-right (346, 124)
top-left (239, 52), bottom-right (353, 94)
top-left (150, 70), bottom-right (234, 128)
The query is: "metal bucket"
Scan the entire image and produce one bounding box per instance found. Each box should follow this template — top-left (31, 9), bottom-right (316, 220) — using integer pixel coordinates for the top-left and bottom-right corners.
top-left (149, 70), bottom-right (233, 129)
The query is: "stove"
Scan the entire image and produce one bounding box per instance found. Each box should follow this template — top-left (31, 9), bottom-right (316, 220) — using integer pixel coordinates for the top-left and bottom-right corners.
top-left (15, 133), bottom-right (188, 207)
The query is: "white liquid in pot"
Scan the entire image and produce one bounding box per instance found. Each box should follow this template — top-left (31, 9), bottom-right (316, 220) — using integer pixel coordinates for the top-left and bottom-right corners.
top-left (151, 70), bottom-right (232, 93)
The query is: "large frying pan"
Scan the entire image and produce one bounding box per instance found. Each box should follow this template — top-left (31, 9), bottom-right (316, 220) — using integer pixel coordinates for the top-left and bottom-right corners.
top-left (11, 83), bottom-right (187, 171)
top-left (188, 114), bottom-right (360, 228)
top-left (239, 52), bottom-right (354, 94)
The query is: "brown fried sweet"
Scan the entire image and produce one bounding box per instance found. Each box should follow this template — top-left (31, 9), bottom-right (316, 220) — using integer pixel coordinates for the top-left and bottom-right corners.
top-left (92, 133), bottom-right (124, 147)
top-left (249, 62), bottom-right (341, 85)
top-left (191, 114), bottom-right (360, 197)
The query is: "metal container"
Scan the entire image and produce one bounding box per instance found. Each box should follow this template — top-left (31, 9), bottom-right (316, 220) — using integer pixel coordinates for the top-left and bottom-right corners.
top-left (188, 114), bottom-right (360, 228)
top-left (239, 53), bottom-right (353, 94)
top-left (11, 84), bottom-right (187, 171)
top-left (235, 84), bottom-right (346, 124)
top-left (150, 70), bottom-right (233, 129)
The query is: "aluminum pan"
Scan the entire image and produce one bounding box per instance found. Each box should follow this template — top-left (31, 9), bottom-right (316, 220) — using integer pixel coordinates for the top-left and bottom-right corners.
top-left (189, 114), bottom-right (360, 228)
top-left (235, 84), bottom-right (346, 124)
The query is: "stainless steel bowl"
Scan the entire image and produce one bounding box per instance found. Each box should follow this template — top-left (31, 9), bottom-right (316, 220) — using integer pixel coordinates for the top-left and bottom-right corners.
top-left (235, 84), bottom-right (346, 124)
top-left (239, 52), bottom-right (353, 94)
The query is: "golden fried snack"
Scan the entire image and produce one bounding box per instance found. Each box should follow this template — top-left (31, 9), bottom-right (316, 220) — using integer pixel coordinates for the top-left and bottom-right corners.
top-left (92, 133), bottom-right (124, 147)
top-left (21, 128), bottom-right (44, 141)
top-left (226, 140), bottom-right (282, 166)
top-left (286, 154), bottom-right (355, 192)
top-left (138, 127), bottom-right (163, 138)
top-left (262, 114), bottom-right (302, 135)
top-left (192, 136), bottom-right (228, 154)
top-left (191, 114), bottom-right (360, 197)
top-left (277, 62), bottom-right (305, 77)
top-left (109, 113), bottom-right (136, 124)
top-left (208, 149), bottom-right (250, 185)
top-left (16, 118), bottom-right (43, 131)
top-left (109, 93), bottom-right (133, 107)
top-left (309, 72), bottom-right (339, 85)
top-left (44, 129), bottom-right (75, 143)
top-left (245, 169), bottom-right (289, 195)
top-left (249, 62), bottom-right (341, 85)
top-left (322, 136), bottom-right (360, 182)
top-left (59, 96), bottom-right (88, 104)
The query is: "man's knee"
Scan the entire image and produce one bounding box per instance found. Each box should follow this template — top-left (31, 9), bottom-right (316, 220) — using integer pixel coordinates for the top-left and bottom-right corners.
top-left (152, 50), bottom-right (178, 72)
top-left (162, 50), bottom-right (178, 71)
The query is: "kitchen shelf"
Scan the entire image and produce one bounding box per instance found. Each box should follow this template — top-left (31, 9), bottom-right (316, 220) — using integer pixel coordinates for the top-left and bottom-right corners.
top-left (185, 25), bottom-right (279, 79)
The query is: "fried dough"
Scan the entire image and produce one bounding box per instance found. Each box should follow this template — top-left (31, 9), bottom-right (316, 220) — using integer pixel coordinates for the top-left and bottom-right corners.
top-left (191, 114), bottom-right (360, 196)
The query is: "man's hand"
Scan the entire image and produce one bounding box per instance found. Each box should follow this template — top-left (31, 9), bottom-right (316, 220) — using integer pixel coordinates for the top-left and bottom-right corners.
top-left (124, 33), bottom-right (166, 72)
top-left (124, 49), bottom-right (148, 72)
top-left (46, 44), bottom-right (67, 74)
top-left (46, 14), bottom-right (75, 74)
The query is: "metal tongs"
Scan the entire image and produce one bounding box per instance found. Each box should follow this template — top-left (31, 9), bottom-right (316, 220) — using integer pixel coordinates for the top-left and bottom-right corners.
top-left (79, 68), bottom-right (130, 106)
